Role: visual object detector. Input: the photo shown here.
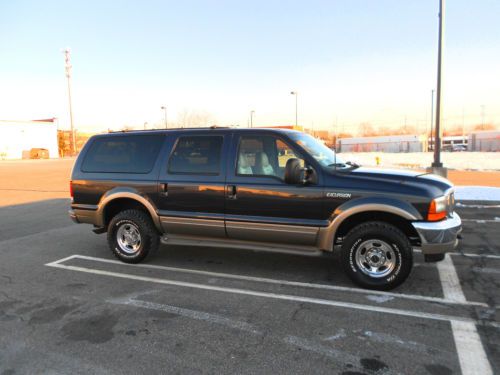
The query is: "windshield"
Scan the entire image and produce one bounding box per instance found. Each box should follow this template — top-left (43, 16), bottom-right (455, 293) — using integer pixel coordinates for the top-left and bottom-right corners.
top-left (290, 133), bottom-right (354, 168)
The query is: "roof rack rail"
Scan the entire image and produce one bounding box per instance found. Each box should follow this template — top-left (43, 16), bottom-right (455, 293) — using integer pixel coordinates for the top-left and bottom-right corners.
top-left (107, 125), bottom-right (232, 133)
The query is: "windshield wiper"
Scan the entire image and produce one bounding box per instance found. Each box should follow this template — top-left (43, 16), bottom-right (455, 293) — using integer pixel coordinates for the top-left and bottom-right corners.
top-left (346, 161), bottom-right (360, 168)
top-left (328, 162), bottom-right (347, 168)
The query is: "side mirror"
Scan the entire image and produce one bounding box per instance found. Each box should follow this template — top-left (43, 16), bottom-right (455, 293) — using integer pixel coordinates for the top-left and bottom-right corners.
top-left (285, 158), bottom-right (312, 185)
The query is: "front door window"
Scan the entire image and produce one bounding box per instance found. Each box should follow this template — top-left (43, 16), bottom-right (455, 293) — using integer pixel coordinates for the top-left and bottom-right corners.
top-left (236, 135), bottom-right (304, 180)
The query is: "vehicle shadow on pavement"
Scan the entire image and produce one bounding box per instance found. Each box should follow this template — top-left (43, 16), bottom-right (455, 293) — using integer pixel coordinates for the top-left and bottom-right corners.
top-left (150, 242), bottom-right (442, 297)
top-left (0, 198), bottom-right (72, 242)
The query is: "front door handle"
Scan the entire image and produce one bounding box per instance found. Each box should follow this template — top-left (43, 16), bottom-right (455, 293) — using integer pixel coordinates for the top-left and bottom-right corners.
top-left (226, 185), bottom-right (237, 200)
top-left (160, 183), bottom-right (168, 197)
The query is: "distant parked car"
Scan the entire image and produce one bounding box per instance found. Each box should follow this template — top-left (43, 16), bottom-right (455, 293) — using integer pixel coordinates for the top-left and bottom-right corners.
top-left (30, 148), bottom-right (49, 159)
top-left (451, 144), bottom-right (467, 152)
top-left (443, 144), bottom-right (467, 152)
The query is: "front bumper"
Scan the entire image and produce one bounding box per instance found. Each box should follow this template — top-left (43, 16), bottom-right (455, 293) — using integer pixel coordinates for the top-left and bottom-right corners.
top-left (412, 212), bottom-right (462, 254)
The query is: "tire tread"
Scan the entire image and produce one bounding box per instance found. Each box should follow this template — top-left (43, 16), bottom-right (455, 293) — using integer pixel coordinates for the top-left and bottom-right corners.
top-left (107, 209), bottom-right (159, 263)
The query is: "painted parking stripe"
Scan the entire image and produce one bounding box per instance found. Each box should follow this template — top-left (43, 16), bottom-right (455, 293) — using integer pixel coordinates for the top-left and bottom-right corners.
top-left (45, 259), bottom-right (500, 329)
top-left (414, 249), bottom-right (500, 260)
top-left (111, 297), bottom-right (262, 334)
top-left (48, 254), bottom-right (488, 307)
top-left (472, 267), bottom-right (500, 275)
top-left (462, 219), bottom-right (500, 223)
top-left (437, 254), bottom-right (493, 375)
top-left (456, 203), bottom-right (500, 209)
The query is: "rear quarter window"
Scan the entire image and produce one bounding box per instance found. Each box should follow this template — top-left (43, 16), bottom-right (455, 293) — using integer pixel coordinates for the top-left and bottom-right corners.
top-left (81, 135), bottom-right (164, 173)
top-left (168, 136), bottom-right (223, 175)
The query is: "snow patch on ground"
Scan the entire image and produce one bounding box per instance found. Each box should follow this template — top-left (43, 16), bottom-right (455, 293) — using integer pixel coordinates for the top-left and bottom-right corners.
top-left (454, 186), bottom-right (500, 201)
top-left (340, 152), bottom-right (499, 171)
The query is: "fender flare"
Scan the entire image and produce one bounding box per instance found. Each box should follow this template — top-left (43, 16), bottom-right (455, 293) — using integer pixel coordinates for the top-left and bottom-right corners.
top-left (96, 188), bottom-right (162, 232)
top-left (317, 197), bottom-right (422, 251)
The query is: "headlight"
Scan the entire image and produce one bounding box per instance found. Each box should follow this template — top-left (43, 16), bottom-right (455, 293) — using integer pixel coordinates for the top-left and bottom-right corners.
top-left (427, 195), bottom-right (447, 221)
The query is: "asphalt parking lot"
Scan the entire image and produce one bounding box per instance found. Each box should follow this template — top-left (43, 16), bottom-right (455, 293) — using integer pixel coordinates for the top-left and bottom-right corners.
top-left (0, 160), bottom-right (499, 374)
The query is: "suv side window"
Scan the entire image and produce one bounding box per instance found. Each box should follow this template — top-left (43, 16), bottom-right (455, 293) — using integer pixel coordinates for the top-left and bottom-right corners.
top-left (237, 135), bottom-right (304, 179)
top-left (168, 136), bottom-right (223, 175)
top-left (81, 135), bottom-right (164, 174)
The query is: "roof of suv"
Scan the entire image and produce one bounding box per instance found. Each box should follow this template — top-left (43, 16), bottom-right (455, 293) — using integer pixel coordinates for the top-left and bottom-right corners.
top-left (99, 127), bottom-right (301, 137)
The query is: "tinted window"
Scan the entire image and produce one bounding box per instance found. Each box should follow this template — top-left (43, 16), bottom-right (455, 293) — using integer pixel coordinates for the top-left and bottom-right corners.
top-left (168, 136), bottom-right (223, 175)
top-left (82, 135), bottom-right (164, 173)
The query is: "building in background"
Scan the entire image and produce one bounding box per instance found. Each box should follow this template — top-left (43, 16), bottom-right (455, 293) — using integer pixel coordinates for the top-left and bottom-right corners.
top-left (468, 131), bottom-right (500, 151)
top-left (0, 119), bottom-right (59, 160)
top-left (337, 134), bottom-right (428, 153)
top-left (57, 130), bottom-right (93, 157)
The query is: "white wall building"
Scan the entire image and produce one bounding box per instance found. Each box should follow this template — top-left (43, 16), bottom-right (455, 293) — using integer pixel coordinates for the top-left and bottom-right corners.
top-left (0, 119), bottom-right (59, 160)
top-left (337, 134), bottom-right (427, 153)
top-left (468, 131), bottom-right (500, 151)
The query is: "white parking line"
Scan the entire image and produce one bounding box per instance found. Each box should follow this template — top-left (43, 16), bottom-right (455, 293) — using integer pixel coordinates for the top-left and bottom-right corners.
top-left (456, 203), bottom-right (500, 209)
top-left (111, 297), bottom-right (261, 334)
top-left (437, 254), bottom-right (493, 375)
top-left (47, 254), bottom-right (488, 307)
top-left (437, 254), bottom-right (467, 303)
top-left (462, 219), bottom-right (500, 223)
top-left (472, 267), bottom-right (500, 275)
top-left (414, 249), bottom-right (500, 260)
top-left (45, 259), bottom-right (498, 329)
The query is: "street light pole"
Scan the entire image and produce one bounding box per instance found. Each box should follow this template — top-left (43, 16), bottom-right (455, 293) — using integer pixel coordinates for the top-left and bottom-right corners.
top-left (250, 110), bottom-right (255, 128)
top-left (161, 106), bottom-right (167, 129)
top-left (431, 0), bottom-right (445, 172)
top-left (481, 105), bottom-right (485, 129)
top-left (63, 48), bottom-right (76, 155)
top-left (430, 89), bottom-right (435, 151)
top-left (290, 91), bottom-right (298, 128)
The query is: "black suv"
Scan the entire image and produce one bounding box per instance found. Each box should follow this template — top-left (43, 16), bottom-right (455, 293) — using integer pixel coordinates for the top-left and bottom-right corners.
top-left (69, 128), bottom-right (462, 290)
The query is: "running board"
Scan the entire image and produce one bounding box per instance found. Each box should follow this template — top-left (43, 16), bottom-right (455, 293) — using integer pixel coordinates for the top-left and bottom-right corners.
top-left (160, 234), bottom-right (325, 257)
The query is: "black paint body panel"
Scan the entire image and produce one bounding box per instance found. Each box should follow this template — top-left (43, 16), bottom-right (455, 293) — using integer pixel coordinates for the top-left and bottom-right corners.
top-left (71, 128), bottom-right (453, 234)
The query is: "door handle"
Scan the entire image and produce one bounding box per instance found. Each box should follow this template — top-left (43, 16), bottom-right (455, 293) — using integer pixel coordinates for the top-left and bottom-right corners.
top-left (160, 183), bottom-right (168, 197)
top-left (226, 185), bottom-right (237, 200)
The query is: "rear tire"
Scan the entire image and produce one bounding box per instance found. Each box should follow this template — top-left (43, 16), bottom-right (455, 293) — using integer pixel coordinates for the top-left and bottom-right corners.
top-left (341, 221), bottom-right (413, 290)
top-left (107, 209), bottom-right (159, 263)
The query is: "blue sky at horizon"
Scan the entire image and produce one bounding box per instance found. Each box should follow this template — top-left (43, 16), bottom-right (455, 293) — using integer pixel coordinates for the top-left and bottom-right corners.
top-left (1, 0), bottom-right (499, 133)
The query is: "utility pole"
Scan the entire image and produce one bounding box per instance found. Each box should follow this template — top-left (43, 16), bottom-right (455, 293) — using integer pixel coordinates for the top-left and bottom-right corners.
top-left (430, 0), bottom-right (446, 176)
top-left (462, 107), bottom-right (465, 144)
top-left (63, 48), bottom-right (76, 155)
top-left (430, 89), bottom-right (435, 151)
top-left (290, 91), bottom-right (298, 128)
top-left (161, 106), bottom-right (167, 128)
top-left (334, 116), bottom-right (338, 149)
top-left (481, 105), bottom-right (485, 129)
top-left (250, 110), bottom-right (255, 128)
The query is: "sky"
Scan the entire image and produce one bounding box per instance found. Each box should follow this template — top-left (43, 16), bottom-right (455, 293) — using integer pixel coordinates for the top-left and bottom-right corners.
top-left (0, 0), bottom-right (499, 134)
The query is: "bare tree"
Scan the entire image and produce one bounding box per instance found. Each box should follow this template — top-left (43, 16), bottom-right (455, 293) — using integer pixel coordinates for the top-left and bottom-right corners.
top-left (359, 122), bottom-right (376, 137)
top-left (176, 109), bottom-right (215, 128)
top-left (473, 123), bottom-right (496, 131)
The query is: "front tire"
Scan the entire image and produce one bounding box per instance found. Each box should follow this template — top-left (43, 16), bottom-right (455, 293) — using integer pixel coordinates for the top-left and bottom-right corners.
top-left (107, 209), bottom-right (159, 263)
top-left (341, 221), bottom-right (413, 290)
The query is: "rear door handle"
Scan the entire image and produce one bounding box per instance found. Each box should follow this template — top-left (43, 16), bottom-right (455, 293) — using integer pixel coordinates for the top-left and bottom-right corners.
top-left (160, 183), bottom-right (168, 197)
top-left (226, 185), bottom-right (237, 200)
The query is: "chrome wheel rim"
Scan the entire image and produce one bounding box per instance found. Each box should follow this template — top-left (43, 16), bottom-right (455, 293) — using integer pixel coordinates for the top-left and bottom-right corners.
top-left (116, 223), bottom-right (142, 255)
top-left (355, 239), bottom-right (396, 278)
